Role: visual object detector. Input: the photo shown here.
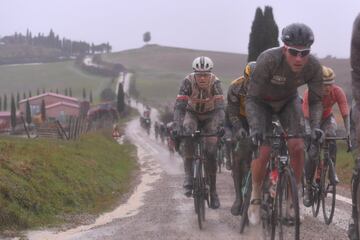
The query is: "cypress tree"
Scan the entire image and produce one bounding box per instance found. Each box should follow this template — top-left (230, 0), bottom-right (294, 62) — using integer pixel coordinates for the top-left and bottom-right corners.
top-left (89, 90), bottom-right (93, 103)
top-left (16, 92), bottom-right (20, 108)
top-left (263, 6), bottom-right (279, 50)
top-left (37, 88), bottom-right (40, 95)
top-left (3, 94), bottom-right (7, 111)
top-left (40, 99), bottom-right (46, 121)
top-left (82, 88), bottom-right (87, 99)
top-left (117, 83), bottom-right (125, 113)
top-left (28, 90), bottom-right (32, 98)
top-left (23, 92), bottom-right (26, 99)
top-left (10, 94), bottom-right (16, 131)
top-left (69, 88), bottom-right (72, 97)
top-left (25, 100), bottom-right (32, 124)
top-left (64, 88), bottom-right (68, 96)
top-left (248, 8), bottom-right (264, 62)
top-left (0, 96), bottom-right (2, 111)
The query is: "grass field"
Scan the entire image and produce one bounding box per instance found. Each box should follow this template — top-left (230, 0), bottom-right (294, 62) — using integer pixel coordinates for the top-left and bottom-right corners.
top-left (0, 61), bottom-right (112, 103)
top-left (103, 44), bottom-right (352, 107)
top-left (0, 126), bottom-right (137, 231)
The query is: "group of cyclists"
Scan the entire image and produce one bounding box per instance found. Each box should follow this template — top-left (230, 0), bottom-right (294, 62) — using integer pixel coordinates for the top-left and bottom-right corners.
top-left (154, 120), bottom-right (176, 155)
top-left (171, 18), bottom-right (360, 239)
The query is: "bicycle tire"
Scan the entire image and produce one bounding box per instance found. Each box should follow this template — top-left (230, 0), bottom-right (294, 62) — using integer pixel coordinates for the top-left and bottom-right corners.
top-left (194, 160), bottom-right (205, 229)
top-left (217, 149), bottom-right (222, 173)
top-left (272, 167), bottom-right (300, 240)
top-left (261, 170), bottom-right (274, 240)
top-left (311, 181), bottom-right (321, 217)
top-left (321, 161), bottom-right (336, 225)
top-left (355, 175), bottom-right (360, 239)
top-left (240, 172), bottom-right (252, 233)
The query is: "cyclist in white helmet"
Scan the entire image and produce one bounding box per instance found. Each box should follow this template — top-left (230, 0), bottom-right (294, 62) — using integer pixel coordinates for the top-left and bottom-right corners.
top-left (173, 56), bottom-right (225, 209)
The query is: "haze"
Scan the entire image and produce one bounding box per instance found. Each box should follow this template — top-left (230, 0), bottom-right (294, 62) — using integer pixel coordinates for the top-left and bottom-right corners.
top-left (1, 0), bottom-right (360, 58)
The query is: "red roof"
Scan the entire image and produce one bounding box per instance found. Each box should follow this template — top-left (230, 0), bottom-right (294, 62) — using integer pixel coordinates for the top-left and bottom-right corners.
top-left (46, 101), bottom-right (79, 109)
top-left (19, 92), bottom-right (78, 104)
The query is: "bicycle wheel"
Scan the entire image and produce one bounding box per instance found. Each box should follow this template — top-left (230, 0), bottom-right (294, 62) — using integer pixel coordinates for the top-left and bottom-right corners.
top-left (261, 171), bottom-right (274, 240)
top-left (321, 161), bottom-right (336, 225)
top-left (311, 181), bottom-right (321, 218)
top-left (273, 167), bottom-right (300, 240)
top-left (240, 172), bottom-right (252, 233)
top-left (355, 175), bottom-right (360, 239)
top-left (193, 160), bottom-right (205, 229)
top-left (217, 149), bottom-right (222, 173)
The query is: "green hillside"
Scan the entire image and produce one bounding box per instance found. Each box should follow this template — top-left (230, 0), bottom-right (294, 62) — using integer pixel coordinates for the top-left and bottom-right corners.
top-left (0, 61), bottom-right (111, 102)
top-left (103, 44), bottom-right (352, 106)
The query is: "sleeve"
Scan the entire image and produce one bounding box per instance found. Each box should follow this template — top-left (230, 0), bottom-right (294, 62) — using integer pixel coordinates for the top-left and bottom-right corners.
top-left (351, 14), bottom-right (360, 108)
top-left (173, 78), bottom-right (191, 126)
top-left (227, 84), bottom-right (242, 130)
top-left (307, 63), bottom-right (323, 129)
top-left (302, 90), bottom-right (310, 119)
top-left (246, 51), bottom-right (275, 131)
top-left (212, 80), bottom-right (225, 124)
top-left (334, 86), bottom-right (350, 117)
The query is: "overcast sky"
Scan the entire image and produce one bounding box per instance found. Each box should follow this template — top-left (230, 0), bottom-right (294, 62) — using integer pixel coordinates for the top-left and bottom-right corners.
top-left (1, 0), bottom-right (359, 58)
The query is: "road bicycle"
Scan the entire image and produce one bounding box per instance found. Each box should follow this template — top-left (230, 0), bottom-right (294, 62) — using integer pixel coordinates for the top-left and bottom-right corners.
top-left (311, 136), bottom-right (351, 225)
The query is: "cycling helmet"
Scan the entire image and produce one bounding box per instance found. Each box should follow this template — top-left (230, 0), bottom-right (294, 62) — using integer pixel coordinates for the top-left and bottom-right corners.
top-left (192, 56), bottom-right (214, 72)
top-left (322, 66), bottom-right (335, 84)
top-left (244, 61), bottom-right (256, 79)
top-left (281, 23), bottom-right (314, 47)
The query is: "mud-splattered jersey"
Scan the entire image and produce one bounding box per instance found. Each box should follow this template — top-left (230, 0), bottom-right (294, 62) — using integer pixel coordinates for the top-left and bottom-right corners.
top-left (227, 76), bottom-right (249, 130)
top-left (246, 47), bottom-right (323, 129)
top-left (352, 14), bottom-right (360, 110)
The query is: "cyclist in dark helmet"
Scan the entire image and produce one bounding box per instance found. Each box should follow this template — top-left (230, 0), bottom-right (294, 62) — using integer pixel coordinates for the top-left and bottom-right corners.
top-left (246, 23), bottom-right (323, 224)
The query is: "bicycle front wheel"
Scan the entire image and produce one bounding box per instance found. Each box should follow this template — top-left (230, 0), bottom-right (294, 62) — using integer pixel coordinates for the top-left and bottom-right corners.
top-left (193, 159), bottom-right (205, 229)
top-left (273, 167), bottom-right (300, 240)
top-left (355, 174), bottom-right (360, 239)
top-left (240, 172), bottom-right (252, 233)
top-left (321, 161), bottom-right (336, 225)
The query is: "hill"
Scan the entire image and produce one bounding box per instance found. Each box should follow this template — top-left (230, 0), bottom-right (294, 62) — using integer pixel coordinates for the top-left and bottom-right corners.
top-left (0, 61), bottom-right (112, 103)
top-left (103, 44), bottom-right (352, 106)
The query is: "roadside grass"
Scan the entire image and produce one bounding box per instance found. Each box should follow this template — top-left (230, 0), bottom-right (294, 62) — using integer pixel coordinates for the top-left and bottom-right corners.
top-left (336, 142), bottom-right (354, 186)
top-left (0, 61), bottom-right (112, 102)
top-left (0, 127), bottom-right (137, 231)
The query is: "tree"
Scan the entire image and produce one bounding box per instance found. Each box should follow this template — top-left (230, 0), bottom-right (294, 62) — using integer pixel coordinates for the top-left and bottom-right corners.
top-left (248, 7), bottom-right (265, 62)
top-left (40, 99), bottom-right (46, 122)
top-left (0, 96), bottom-right (2, 111)
top-left (64, 88), bottom-right (68, 96)
top-left (3, 94), bottom-right (7, 111)
top-left (247, 6), bottom-right (279, 62)
top-left (28, 90), bottom-right (32, 98)
top-left (69, 88), bottom-right (72, 97)
top-left (25, 99), bottom-right (32, 124)
top-left (16, 92), bottom-right (20, 108)
top-left (23, 92), bottom-right (26, 99)
top-left (89, 90), bottom-right (93, 103)
top-left (143, 31), bottom-right (151, 44)
top-left (10, 94), bottom-right (16, 132)
top-left (117, 83), bottom-right (125, 113)
top-left (82, 88), bottom-right (87, 99)
top-left (263, 6), bottom-right (279, 50)
top-left (37, 88), bottom-right (40, 95)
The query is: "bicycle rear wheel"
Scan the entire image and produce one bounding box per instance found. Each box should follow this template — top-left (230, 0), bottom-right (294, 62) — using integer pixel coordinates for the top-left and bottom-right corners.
top-left (321, 161), bottom-right (336, 225)
top-left (240, 172), bottom-right (252, 233)
top-left (273, 167), bottom-right (300, 240)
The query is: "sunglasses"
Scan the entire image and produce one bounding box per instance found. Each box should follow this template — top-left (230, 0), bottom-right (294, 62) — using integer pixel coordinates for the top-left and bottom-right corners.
top-left (285, 46), bottom-right (311, 58)
top-left (195, 73), bottom-right (211, 77)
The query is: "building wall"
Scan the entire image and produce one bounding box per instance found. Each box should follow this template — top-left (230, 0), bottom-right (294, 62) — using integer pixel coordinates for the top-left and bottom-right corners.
top-left (46, 105), bottom-right (79, 120)
top-left (19, 94), bottom-right (79, 114)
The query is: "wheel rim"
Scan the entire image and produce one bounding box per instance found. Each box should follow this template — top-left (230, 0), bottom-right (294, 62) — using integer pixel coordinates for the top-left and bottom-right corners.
top-left (321, 164), bottom-right (336, 225)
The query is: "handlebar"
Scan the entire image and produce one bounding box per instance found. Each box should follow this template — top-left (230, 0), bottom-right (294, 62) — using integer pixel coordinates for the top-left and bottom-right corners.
top-left (324, 136), bottom-right (352, 153)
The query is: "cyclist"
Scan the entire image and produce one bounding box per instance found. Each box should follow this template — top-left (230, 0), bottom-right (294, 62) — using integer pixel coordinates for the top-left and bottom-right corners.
top-left (348, 13), bottom-right (360, 240)
top-left (226, 61), bottom-right (256, 216)
top-left (173, 56), bottom-right (225, 209)
top-left (302, 66), bottom-right (350, 205)
top-left (246, 23), bottom-right (324, 224)
top-left (154, 121), bottom-right (160, 140)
